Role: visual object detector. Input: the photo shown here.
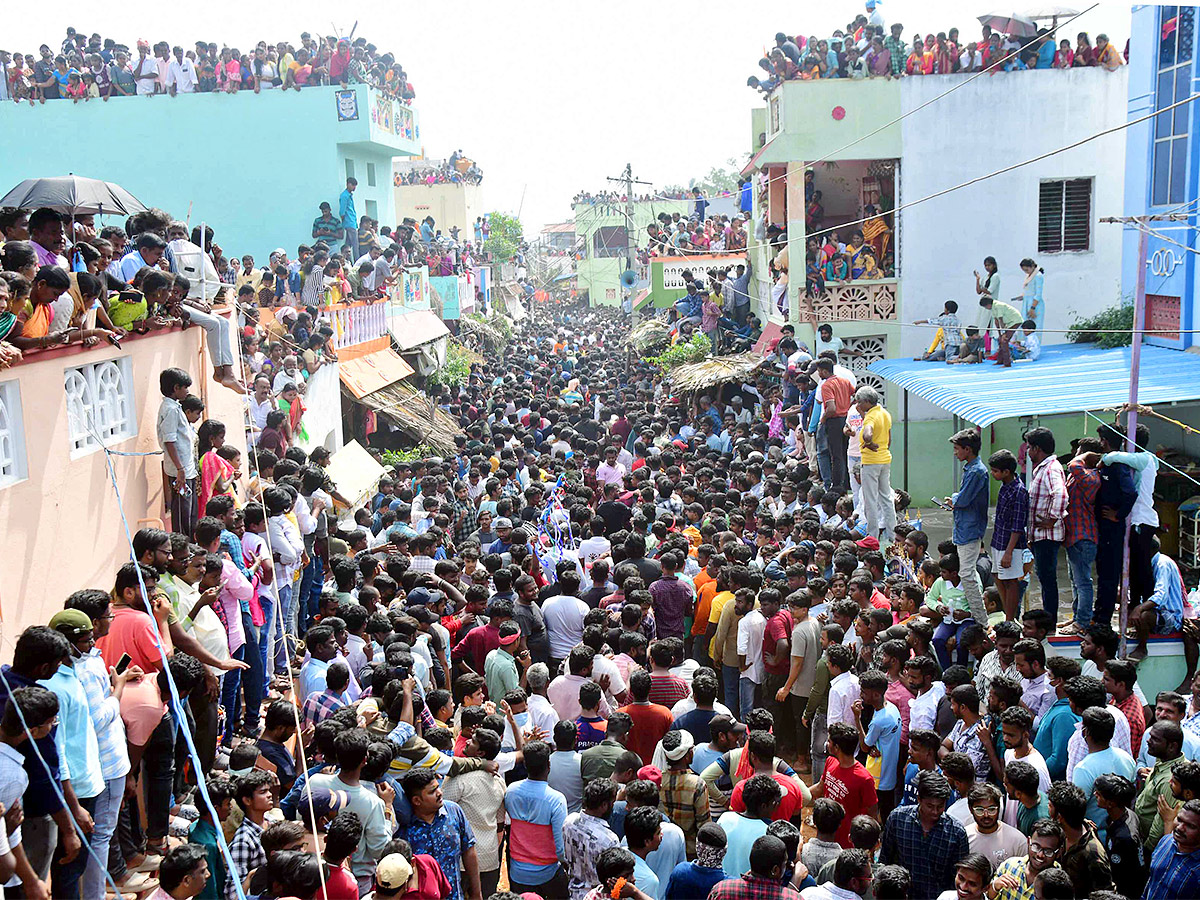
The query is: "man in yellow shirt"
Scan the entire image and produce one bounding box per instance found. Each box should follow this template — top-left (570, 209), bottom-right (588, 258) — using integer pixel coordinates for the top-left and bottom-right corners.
top-left (857, 385), bottom-right (895, 548)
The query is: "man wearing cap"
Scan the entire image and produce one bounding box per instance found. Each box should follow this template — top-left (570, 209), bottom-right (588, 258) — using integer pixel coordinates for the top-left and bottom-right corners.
top-left (370, 852), bottom-right (422, 900)
top-left (42, 610), bottom-right (105, 899)
top-left (485, 621), bottom-right (530, 701)
top-left (661, 730), bottom-right (711, 857)
top-left (488, 518), bottom-right (515, 557)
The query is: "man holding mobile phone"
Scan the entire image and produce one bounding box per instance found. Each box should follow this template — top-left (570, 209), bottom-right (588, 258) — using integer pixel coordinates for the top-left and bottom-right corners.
top-left (946, 429), bottom-right (989, 626)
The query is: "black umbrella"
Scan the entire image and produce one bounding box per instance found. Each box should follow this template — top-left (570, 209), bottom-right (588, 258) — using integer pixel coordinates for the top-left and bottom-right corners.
top-left (0, 175), bottom-right (148, 216)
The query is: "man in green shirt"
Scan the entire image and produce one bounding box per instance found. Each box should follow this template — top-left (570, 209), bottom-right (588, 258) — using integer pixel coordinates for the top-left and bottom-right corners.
top-left (484, 622), bottom-right (529, 701)
top-left (803, 623), bottom-right (839, 777)
top-left (1135, 720), bottom-right (1185, 852)
top-left (188, 779), bottom-right (233, 900)
top-left (580, 712), bottom-right (633, 782)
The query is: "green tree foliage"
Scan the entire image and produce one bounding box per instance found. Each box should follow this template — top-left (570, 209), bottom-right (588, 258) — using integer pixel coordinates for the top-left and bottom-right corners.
top-left (647, 333), bottom-right (712, 371)
top-left (483, 212), bottom-right (524, 263)
top-left (1067, 302), bottom-right (1134, 348)
top-left (426, 341), bottom-right (473, 388)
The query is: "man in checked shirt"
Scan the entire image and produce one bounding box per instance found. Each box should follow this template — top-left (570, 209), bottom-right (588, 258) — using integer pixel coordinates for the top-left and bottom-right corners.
top-left (1024, 428), bottom-right (1068, 623)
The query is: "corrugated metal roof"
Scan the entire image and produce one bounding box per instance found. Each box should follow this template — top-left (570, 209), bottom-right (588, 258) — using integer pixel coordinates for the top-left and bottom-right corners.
top-left (868, 343), bottom-right (1200, 427)
top-left (387, 310), bottom-right (450, 350)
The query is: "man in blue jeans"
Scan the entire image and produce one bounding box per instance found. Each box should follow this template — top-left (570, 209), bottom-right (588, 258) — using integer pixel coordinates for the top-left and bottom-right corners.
top-left (946, 428), bottom-right (989, 626)
top-left (1063, 442), bottom-right (1102, 635)
top-left (1025, 427), bottom-right (1068, 621)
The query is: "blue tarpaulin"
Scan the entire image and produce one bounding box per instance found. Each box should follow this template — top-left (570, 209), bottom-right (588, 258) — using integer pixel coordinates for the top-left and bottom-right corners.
top-left (868, 343), bottom-right (1200, 427)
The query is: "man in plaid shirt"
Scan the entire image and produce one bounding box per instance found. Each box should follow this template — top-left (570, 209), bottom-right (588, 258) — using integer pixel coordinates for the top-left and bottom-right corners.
top-left (450, 480), bottom-right (478, 548)
top-left (1025, 427), bottom-right (1068, 620)
top-left (301, 660), bottom-right (350, 728)
top-left (1064, 445), bottom-right (1101, 634)
top-left (879, 770), bottom-right (968, 898)
top-left (882, 23), bottom-right (908, 76)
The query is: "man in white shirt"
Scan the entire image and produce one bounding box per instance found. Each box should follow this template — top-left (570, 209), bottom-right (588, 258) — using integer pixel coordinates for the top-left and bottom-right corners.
top-left (735, 591), bottom-right (766, 721)
top-left (906, 657), bottom-right (945, 732)
top-left (542, 574), bottom-right (589, 672)
top-left (166, 45), bottom-right (198, 94)
top-left (825, 644), bottom-right (860, 728)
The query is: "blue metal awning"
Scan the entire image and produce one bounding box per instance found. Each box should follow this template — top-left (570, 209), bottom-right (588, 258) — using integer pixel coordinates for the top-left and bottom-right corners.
top-left (869, 343), bottom-right (1200, 427)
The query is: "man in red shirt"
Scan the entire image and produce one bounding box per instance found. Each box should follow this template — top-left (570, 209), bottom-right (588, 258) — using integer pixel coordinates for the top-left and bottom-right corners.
top-left (451, 598), bottom-right (512, 676)
top-left (760, 589), bottom-right (795, 754)
top-left (648, 641), bottom-right (691, 707)
top-left (619, 669), bottom-right (674, 766)
top-left (816, 358), bottom-right (854, 494)
top-left (729, 732), bottom-right (807, 822)
top-left (810, 722), bottom-right (880, 847)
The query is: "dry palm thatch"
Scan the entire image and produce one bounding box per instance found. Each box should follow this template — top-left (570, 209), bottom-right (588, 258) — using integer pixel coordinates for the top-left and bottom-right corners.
top-left (667, 351), bottom-right (767, 391)
top-left (349, 380), bottom-right (464, 453)
top-left (625, 318), bottom-right (672, 352)
top-left (460, 315), bottom-right (505, 351)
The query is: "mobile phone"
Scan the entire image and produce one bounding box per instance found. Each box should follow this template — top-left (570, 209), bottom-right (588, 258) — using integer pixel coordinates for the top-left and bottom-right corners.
top-left (930, 497), bottom-right (951, 511)
top-left (115, 653), bottom-right (133, 675)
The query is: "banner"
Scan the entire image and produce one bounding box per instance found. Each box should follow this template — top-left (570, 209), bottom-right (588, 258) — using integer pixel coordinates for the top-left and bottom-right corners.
top-left (370, 92), bottom-right (419, 142)
top-left (657, 254), bottom-right (748, 290)
top-left (400, 266), bottom-right (430, 311)
top-left (458, 274), bottom-right (474, 315)
top-left (430, 275), bottom-right (460, 320)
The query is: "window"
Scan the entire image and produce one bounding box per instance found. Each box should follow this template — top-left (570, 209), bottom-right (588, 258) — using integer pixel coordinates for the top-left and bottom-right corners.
top-left (365, 199), bottom-right (378, 220)
top-left (64, 357), bottom-right (137, 457)
top-left (1038, 178), bottom-right (1092, 252)
top-left (0, 380), bottom-right (27, 488)
top-left (345, 158), bottom-right (356, 181)
top-left (592, 226), bottom-right (628, 259)
top-left (367, 162), bottom-right (377, 187)
top-left (1153, 6), bottom-right (1195, 206)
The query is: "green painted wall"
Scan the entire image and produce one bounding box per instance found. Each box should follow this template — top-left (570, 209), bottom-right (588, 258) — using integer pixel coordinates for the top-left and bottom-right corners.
top-left (573, 199), bottom-right (690, 306)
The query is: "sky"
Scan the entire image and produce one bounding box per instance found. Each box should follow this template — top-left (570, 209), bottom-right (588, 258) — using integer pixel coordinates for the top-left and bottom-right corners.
top-left (5, 1), bottom-right (1135, 234)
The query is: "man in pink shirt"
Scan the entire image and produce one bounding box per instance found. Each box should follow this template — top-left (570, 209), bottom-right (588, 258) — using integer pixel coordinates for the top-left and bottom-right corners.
top-left (595, 445), bottom-right (627, 488)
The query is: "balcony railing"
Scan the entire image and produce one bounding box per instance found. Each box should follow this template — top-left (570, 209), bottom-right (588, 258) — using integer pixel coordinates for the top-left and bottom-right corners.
top-left (329, 301), bottom-right (388, 349)
top-left (802, 279), bottom-right (897, 324)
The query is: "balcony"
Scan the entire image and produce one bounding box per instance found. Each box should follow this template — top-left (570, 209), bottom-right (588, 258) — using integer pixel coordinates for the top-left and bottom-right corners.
top-left (801, 278), bottom-right (898, 324)
top-left (328, 300), bottom-right (389, 350)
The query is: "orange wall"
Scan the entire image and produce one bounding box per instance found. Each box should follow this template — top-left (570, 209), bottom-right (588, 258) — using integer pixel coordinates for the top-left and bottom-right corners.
top-left (0, 326), bottom-right (247, 645)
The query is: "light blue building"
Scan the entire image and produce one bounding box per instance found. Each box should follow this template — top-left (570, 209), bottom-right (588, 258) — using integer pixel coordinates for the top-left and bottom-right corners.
top-left (0, 83), bottom-right (419, 259)
top-left (1123, 4), bottom-right (1198, 347)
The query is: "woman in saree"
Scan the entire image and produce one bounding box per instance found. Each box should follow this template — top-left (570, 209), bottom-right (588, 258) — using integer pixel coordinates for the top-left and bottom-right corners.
top-left (847, 232), bottom-right (870, 279)
top-left (861, 206), bottom-right (891, 262)
top-left (197, 418), bottom-right (238, 515)
top-left (0, 277), bottom-right (23, 370)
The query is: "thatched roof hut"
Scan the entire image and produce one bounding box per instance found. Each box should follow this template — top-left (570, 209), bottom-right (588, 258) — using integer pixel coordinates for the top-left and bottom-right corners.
top-left (347, 380), bottom-right (464, 453)
top-left (666, 352), bottom-right (767, 392)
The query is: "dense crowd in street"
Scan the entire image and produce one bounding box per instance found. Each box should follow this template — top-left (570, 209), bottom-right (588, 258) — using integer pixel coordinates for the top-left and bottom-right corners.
top-left (749, 6), bottom-right (1126, 92)
top-left (0, 28), bottom-right (415, 103)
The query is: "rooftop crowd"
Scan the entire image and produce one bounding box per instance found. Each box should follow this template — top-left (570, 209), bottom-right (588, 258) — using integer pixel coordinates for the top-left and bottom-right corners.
top-left (0, 27), bottom-right (415, 104)
top-left (394, 152), bottom-right (484, 187)
top-left (749, 4), bottom-right (1125, 92)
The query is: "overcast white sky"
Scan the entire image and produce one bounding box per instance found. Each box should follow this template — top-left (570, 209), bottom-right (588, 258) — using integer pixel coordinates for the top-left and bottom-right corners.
top-left (6, 1), bottom-right (1134, 233)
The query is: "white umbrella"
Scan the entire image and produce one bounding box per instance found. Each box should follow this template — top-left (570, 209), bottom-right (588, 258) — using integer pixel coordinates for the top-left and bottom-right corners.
top-left (978, 11), bottom-right (1040, 37)
top-left (1023, 5), bottom-right (1081, 20)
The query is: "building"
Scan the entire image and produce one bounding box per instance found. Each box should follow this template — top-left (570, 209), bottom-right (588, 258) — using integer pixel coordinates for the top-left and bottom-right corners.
top-left (573, 198), bottom-right (690, 306)
top-left (0, 83), bottom-right (420, 259)
top-left (394, 158), bottom-right (485, 241)
top-left (743, 65), bottom-right (1129, 495)
top-left (1122, 4), bottom-right (1198, 349)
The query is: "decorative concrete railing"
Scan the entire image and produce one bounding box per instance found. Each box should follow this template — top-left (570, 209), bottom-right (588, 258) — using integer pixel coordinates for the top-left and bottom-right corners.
top-left (802, 279), bottom-right (897, 323)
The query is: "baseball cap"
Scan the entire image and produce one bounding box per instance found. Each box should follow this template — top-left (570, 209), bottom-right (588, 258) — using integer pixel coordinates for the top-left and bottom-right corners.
top-left (407, 607), bottom-right (439, 625)
top-left (375, 853), bottom-right (414, 891)
top-left (301, 786), bottom-right (351, 820)
top-left (405, 587), bottom-right (432, 606)
top-left (709, 714), bottom-right (748, 736)
top-left (855, 536), bottom-right (881, 551)
top-left (49, 609), bottom-right (94, 639)
top-left (494, 517), bottom-right (513, 529)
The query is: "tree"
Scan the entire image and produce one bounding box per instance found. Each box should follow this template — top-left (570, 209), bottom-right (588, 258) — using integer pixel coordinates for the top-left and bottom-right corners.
top-left (662, 157), bottom-right (748, 197)
top-left (483, 212), bottom-right (524, 263)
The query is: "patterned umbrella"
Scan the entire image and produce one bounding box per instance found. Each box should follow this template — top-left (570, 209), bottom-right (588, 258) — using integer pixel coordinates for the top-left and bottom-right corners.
top-left (977, 12), bottom-right (1040, 37)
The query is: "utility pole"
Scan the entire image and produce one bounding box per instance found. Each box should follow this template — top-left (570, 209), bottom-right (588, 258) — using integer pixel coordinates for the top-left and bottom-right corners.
top-left (1100, 213), bottom-right (1188, 655)
top-left (606, 163), bottom-right (653, 324)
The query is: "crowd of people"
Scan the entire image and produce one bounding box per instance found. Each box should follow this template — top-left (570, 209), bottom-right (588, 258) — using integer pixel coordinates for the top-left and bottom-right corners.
top-left (2, 169), bottom-right (1199, 900)
top-left (0, 28), bottom-right (415, 104)
top-left (749, 4), bottom-right (1125, 93)
top-left (394, 153), bottom-right (484, 187)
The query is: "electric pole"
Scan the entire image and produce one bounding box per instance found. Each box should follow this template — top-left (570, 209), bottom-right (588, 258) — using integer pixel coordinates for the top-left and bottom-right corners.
top-left (1099, 212), bottom-right (1190, 656)
top-left (607, 163), bottom-right (653, 324)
